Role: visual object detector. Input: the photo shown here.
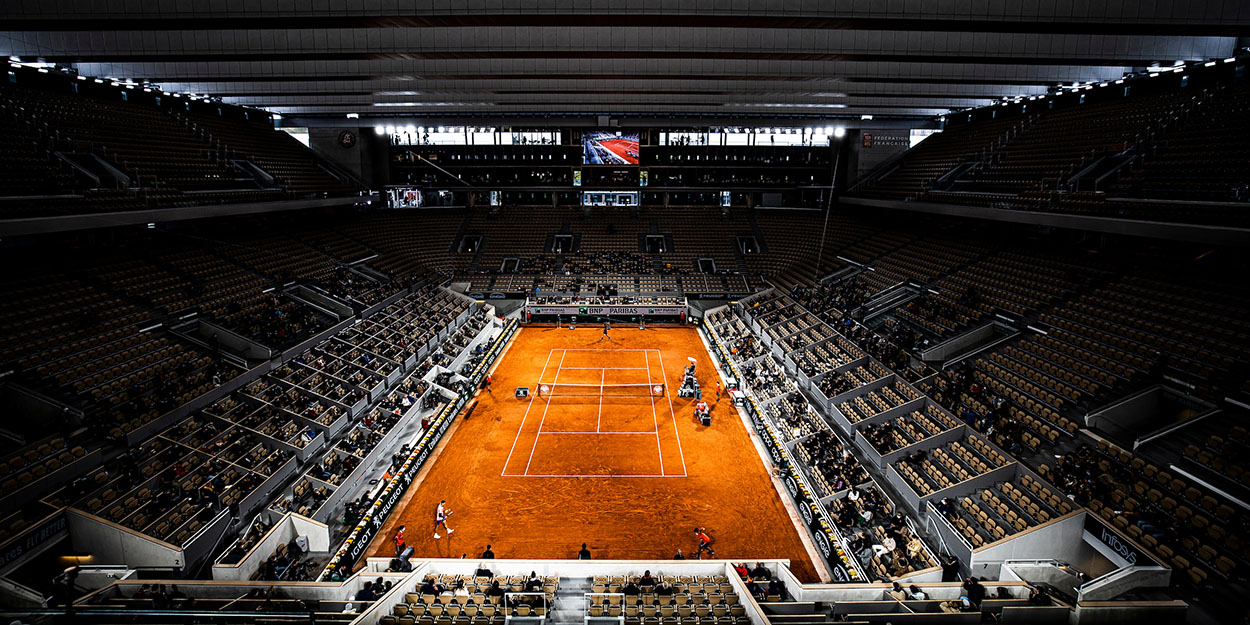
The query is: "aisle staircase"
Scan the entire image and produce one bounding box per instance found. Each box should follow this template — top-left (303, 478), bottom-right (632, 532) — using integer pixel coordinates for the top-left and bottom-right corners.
top-left (548, 576), bottom-right (592, 625)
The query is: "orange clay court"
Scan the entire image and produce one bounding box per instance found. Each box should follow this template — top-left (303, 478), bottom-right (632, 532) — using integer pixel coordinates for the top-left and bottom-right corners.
top-left (366, 325), bottom-right (820, 582)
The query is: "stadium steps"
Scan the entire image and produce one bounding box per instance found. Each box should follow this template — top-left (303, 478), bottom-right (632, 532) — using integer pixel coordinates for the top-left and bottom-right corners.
top-left (746, 212), bottom-right (770, 254)
top-left (465, 236), bottom-right (488, 273)
top-left (730, 236), bottom-right (749, 273)
top-left (548, 576), bottom-right (592, 625)
top-left (451, 212), bottom-right (474, 253)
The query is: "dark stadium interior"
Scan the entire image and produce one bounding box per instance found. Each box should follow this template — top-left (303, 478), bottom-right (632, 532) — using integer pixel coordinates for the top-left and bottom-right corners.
top-left (1, 3), bottom-right (1249, 625)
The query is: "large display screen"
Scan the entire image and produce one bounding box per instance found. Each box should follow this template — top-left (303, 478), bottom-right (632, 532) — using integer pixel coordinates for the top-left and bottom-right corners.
top-left (583, 131), bottom-right (639, 165)
top-left (387, 187), bottom-right (423, 208)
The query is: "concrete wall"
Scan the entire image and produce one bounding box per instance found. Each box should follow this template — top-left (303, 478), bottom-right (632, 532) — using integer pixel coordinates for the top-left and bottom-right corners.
top-left (849, 130), bottom-right (913, 182)
top-left (67, 509), bottom-right (184, 570)
top-left (352, 564), bottom-right (432, 625)
top-left (795, 580), bottom-right (1031, 604)
top-left (84, 570), bottom-right (400, 606)
top-left (73, 554), bottom-right (1144, 625)
top-left (1078, 565), bottom-right (1171, 602)
top-left (310, 127), bottom-right (364, 180)
top-left (212, 513), bottom-right (331, 581)
top-left (1083, 385), bottom-right (1165, 437)
top-left (918, 322), bottom-right (999, 362)
top-left (292, 514), bottom-right (331, 553)
top-left (306, 126), bottom-right (390, 189)
top-left (970, 513), bottom-right (1086, 580)
top-left (376, 557), bottom-right (752, 581)
top-left (0, 195), bottom-right (374, 237)
top-left (840, 196), bottom-right (1250, 246)
top-left (923, 502), bottom-right (973, 577)
top-left (1072, 600), bottom-right (1187, 624)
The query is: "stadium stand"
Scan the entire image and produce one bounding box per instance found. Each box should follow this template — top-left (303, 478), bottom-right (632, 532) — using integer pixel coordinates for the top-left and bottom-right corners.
top-left (1115, 83), bottom-right (1250, 202)
top-left (0, 22), bottom-right (1245, 623)
top-left (705, 304), bottom-right (941, 581)
top-left (0, 78), bottom-right (358, 219)
top-left (181, 110), bottom-right (358, 198)
top-left (18, 285), bottom-right (475, 562)
top-left (938, 475), bottom-right (1078, 548)
top-left (854, 73), bottom-right (1250, 226)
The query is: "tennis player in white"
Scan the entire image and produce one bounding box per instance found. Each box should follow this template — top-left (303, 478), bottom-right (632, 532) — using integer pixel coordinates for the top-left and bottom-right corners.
top-left (434, 500), bottom-right (455, 539)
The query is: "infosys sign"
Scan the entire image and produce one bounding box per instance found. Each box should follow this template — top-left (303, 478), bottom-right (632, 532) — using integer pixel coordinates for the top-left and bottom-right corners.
top-left (1084, 514), bottom-right (1151, 567)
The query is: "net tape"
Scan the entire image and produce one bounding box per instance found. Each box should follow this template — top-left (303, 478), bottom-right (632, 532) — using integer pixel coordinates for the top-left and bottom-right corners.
top-left (537, 382), bottom-right (664, 397)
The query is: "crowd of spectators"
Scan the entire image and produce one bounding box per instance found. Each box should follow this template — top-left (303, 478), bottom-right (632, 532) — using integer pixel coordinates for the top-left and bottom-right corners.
top-left (1049, 444), bottom-right (1215, 550)
top-left (861, 421), bottom-right (905, 455)
top-left (733, 562), bottom-right (787, 600)
top-left (93, 357), bottom-right (233, 441)
top-left (258, 537), bottom-right (321, 582)
top-left (925, 364), bottom-right (1030, 458)
top-left (564, 251), bottom-right (653, 274)
top-left (816, 370), bottom-right (856, 398)
top-left (835, 487), bottom-right (930, 580)
top-left (790, 280), bottom-right (930, 381)
top-left (227, 297), bottom-right (324, 351)
top-left (222, 517), bottom-right (273, 565)
top-left (793, 277), bottom-right (870, 312)
top-left (799, 431), bottom-right (870, 492)
top-left (124, 584), bottom-right (193, 610)
top-left (321, 267), bottom-right (414, 307)
top-left (353, 577), bottom-right (395, 601)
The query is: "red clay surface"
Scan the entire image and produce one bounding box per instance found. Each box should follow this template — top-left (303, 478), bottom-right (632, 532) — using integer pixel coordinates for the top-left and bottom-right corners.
top-left (367, 326), bottom-right (818, 581)
top-left (598, 138), bottom-right (640, 164)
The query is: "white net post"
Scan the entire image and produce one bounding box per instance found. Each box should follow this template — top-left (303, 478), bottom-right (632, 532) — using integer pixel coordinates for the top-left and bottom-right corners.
top-left (537, 383), bottom-right (664, 399)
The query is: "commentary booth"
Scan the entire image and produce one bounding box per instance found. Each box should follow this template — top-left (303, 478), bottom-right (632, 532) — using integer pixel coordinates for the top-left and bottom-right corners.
top-left (523, 295), bottom-right (689, 325)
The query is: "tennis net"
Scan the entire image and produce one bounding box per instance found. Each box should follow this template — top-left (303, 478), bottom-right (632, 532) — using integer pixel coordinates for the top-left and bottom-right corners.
top-left (536, 382), bottom-right (664, 398)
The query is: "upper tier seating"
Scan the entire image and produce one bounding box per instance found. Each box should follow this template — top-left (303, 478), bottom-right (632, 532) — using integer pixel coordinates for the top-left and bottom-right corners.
top-left (856, 116), bottom-right (1025, 200)
top-left (184, 112), bottom-right (359, 197)
top-left (963, 91), bottom-right (1193, 195)
top-left (940, 476), bottom-right (1075, 548)
top-left (855, 79), bottom-right (1250, 225)
top-left (1115, 83), bottom-right (1250, 202)
top-left (0, 82), bottom-right (356, 217)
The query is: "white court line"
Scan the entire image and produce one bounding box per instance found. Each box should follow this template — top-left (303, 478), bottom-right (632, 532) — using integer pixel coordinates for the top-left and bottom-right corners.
top-left (540, 431), bottom-right (658, 435)
top-left (501, 347), bottom-right (555, 476)
top-left (560, 367), bottom-right (649, 370)
top-left (656, 349), bottom-right (689, 476)
top-left (504, 347), bottom-right (688, 479)
top-left (644, 350), bottom-right (665, 476)
top-left (558, 349), bottom-right (656, 352)
top-left (597, 367), bottom-right (605, 433)
top-left (512, 473), bottom-right (684, 479)
top-left (522, 349), bottom-right (567, 476)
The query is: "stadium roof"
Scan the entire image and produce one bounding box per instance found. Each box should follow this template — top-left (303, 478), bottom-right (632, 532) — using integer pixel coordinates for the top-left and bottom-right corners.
top-left (3, 1), bottom-right (1248, 121)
